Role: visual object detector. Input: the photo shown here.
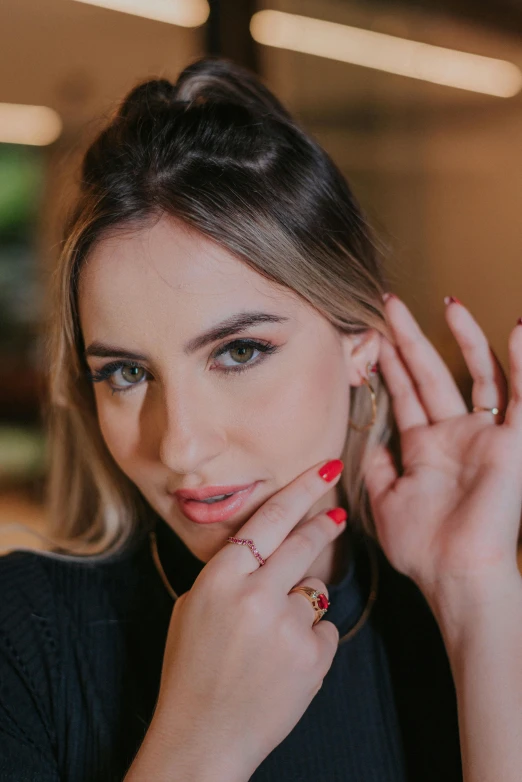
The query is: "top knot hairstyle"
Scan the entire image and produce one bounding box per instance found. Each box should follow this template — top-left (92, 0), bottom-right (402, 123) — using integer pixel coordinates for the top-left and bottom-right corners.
top-left (45, 56), bottom-right (392, 558)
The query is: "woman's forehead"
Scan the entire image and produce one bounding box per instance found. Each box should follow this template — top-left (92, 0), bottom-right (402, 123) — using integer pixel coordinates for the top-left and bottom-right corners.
top-left (81, 216), bottom-right (294, 302)
top-left (78, 216), bottom-right (304, 346)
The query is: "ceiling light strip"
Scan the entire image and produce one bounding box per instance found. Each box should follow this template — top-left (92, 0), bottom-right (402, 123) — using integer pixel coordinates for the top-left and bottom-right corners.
top-left (0, 104), bottom-right (62, 146)
top-left (250, 10), bottom-right (522, 98)
top-left (70, 0), bottom-right (210, 28)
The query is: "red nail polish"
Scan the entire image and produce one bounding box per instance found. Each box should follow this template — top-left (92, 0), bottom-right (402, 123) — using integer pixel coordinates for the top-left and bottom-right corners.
top-left (318, 459), bottom-right (344, 482)
top-left (326, 507), bottom-right (347, 524)
top-left (444, 296), bottom-right (461, 306)
top-left (369, 363), bottom-right (379, 375)
top-left (518, 318), bottom-right (522, 326)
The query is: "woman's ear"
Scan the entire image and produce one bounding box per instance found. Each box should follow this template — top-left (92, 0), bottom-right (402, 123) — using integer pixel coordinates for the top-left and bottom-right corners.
top-left (342, 329), bottom-right (380, 386)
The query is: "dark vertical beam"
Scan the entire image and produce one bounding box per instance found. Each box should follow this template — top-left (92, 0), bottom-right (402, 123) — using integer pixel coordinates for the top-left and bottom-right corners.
top-left (205, 0), bottom-right (259, 72)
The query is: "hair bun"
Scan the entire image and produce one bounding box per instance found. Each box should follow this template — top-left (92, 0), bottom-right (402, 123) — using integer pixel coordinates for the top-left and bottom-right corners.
top-left (113, 59), bottom-right (293, 129)
top-left (174, 56), bottom-right (293, 124)
top-left (115, 78), bottom-right (179, 121)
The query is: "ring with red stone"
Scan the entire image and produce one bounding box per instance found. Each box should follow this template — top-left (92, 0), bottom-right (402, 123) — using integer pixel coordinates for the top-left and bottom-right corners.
top-left (227, 536), bottom-right (266, 566)
top-left (288, 585), bottom-right (330, 625)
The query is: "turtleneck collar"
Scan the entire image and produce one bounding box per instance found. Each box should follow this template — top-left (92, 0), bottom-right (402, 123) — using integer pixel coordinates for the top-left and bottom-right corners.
top-left (151, 516), bottom-right (375, 639)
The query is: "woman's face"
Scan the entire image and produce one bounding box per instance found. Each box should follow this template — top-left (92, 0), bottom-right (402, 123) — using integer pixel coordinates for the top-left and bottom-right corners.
top-left (79, 215), bottom-right (376, 563)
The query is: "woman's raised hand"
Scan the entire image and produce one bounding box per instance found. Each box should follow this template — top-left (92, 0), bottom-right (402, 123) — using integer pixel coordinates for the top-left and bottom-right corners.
top-left (127, 459), bottom-right (346, 782)
top-left (365, 295), bottom-right (522, 617)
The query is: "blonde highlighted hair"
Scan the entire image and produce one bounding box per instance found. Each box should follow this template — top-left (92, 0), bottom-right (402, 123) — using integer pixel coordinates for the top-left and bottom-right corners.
top-left (29, 57), bottom-right (393, 560)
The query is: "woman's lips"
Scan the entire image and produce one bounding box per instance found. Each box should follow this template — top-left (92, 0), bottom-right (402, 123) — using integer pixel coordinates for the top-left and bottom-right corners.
top-left (175, 482), bottom-right (259, 524)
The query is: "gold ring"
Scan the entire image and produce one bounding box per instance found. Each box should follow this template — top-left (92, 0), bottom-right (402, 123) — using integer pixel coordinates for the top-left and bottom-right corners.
top-left (472, 406), bottom-right (501, 416)
top-left (288, 585), bottom-right (330, 625)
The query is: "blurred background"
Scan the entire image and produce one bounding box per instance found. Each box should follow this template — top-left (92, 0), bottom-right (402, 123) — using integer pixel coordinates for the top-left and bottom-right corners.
top-left (1, 0), bottom-right (522, 557)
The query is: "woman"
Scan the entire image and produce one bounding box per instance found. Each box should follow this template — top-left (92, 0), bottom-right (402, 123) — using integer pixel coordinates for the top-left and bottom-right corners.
top-left (0, 56), bottom-right (520, 781)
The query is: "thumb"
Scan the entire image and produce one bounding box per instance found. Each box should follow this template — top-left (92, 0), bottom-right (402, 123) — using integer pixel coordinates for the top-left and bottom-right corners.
top-left (364, 444), bottom-right (398, 507)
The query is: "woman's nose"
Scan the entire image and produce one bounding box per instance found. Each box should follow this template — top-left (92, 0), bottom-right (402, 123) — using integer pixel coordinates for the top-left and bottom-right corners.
top-left (157, 384), bottom-right (227, 475)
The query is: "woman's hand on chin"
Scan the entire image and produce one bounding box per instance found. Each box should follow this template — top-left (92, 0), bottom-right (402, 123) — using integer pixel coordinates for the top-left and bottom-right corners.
top-left (365, 294), bottom-right (522, 625)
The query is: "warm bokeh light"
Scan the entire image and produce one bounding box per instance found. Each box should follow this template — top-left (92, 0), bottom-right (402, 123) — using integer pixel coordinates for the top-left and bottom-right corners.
top-left (0, 104), bottom-right (62, 146)
top-left (71, 0), bottom-right (210, 28)
top-left (251, 10), bottom-right (522, 98)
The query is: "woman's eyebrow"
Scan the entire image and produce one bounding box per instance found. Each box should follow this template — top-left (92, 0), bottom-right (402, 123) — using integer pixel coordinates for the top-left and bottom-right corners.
top-left (183, 311), bottom-right (289, 354)
top-left (84, 311), bottom-right (289, 361)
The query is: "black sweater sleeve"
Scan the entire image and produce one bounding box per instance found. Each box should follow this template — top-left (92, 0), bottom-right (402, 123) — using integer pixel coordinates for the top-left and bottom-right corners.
top-left (0, 552), bottom-right (61, 781)
top-left (373, 549), bottom-right (463, 782)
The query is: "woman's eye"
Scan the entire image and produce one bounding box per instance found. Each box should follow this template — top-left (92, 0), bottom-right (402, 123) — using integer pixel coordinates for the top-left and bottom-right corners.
top-left (117, 365), bottom-right (147, 386)
top-left (212, 339), bottom-right (278, 373)
top-left (87, 361), bottom-right (149, 393)
top-left (221, 344), bottom-right (256, 366)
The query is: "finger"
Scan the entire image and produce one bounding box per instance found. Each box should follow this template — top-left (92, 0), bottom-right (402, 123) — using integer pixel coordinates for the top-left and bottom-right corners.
top-left (171, 590), bottom-right (189, 616)
top-left (313, 619), bottom-right (340, 670)
top-left (364, 444), bottom-right (398, 507)
top-left (504, 319), bottom-right (522, 428)
top-left (444, 299), bottom-right (508, 419)
top-left (262, 508), bottom-right (347, 591)
top-left (217, 458), bottom-right (344, 574)
top-left (379, 336), bottom-right (428, 431)
top-left (287, 577), bottom-right (330, 628)
top-left (384, 294), bottom-right (467, 421)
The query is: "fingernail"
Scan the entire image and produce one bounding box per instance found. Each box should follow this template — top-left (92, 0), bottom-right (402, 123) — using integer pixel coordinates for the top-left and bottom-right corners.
top-left (517, 318), bottom-right (522, 326)
top-left (326, 507), bottom-right (347, 524)
top-left (444, 296), bottom-right (461, 306)
top-left (318, 459), bottom-right (344, 482)
top-left (382, 292), bottom-right (395, 302)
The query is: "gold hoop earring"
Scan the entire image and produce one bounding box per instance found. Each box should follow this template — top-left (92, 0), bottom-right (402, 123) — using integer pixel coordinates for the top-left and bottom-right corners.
top-left (349, 364), bottom-right (377, 433)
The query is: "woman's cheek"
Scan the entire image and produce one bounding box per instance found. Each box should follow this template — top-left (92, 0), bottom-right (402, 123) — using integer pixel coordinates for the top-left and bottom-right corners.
top-left (95, 395), bottom-right (142, 469)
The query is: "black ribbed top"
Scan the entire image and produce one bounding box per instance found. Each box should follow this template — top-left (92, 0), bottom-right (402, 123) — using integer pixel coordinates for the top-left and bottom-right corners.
top-left (0, 520), bottom-right (462, 781)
